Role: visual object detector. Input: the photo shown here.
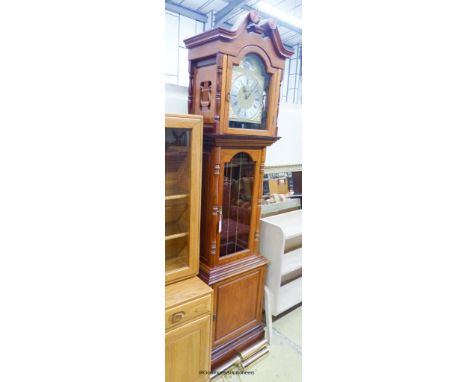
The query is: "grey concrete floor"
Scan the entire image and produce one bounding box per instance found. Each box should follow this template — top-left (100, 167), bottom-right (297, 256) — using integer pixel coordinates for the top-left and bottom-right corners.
top-left (212, 305), bottom-right (302, 382)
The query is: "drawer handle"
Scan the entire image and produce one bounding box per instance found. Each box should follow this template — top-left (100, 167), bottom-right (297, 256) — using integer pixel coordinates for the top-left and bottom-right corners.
top-left (171, 311), bottom-right (185, 323)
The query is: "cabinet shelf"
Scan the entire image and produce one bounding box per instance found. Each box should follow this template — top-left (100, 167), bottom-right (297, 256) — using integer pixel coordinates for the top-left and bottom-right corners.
top-left (165, 232), bottom-right (189, 241)
top-left (165, 221), bottom-right (189, 241)
top-left (165, 193), bottom-right (190, 201)
top-left (281, 247), bottom-right (302, 277)
top-left (165, 255), bottom-right (188, 272)
top-left (260, 210), bottom-right (302, 316)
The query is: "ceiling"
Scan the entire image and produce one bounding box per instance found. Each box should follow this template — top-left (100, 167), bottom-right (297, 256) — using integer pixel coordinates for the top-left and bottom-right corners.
top-left (165, 0), bottom-right (302, 47)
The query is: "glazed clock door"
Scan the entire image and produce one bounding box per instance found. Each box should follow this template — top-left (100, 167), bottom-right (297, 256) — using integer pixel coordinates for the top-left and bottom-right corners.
top-left (217, 149), bottom-right (262, 264)
top-left (228, 54), bottom-right (269, 128)
top-left (223, 48), bottom-right (280, 136)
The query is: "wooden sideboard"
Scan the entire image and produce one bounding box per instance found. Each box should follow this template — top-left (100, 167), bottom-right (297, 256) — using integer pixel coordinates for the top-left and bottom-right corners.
top-left (165, 114), bottom-right (213, 380)
top-left (165, 277), bottom-right (213, 382)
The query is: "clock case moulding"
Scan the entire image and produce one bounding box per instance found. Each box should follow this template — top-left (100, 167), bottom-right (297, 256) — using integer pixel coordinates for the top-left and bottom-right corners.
top-left (184, 12), bottom-right (293, 369)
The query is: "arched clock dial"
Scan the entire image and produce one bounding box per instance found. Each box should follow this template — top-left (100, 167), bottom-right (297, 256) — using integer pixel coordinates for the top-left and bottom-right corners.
top-left (228, 54), bottom-right (269, 129)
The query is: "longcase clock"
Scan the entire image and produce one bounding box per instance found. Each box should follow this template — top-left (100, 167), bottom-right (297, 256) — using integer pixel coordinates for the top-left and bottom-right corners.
top-left (184, 12), bottom-right (293, 369)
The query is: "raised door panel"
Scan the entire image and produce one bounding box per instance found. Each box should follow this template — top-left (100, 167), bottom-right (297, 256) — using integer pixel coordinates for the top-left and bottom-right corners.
top-left (192, 64), bottom-right (217, 124)
top-left (213, 267), bottom-right (264, 347)
top-left (165, 314), bottom-right (211, 382)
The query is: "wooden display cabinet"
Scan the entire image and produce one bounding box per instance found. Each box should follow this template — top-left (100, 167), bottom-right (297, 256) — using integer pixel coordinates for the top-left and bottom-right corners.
top-left (165, 113), bottom-right (203, 285)
top-left (184, 13), bottom-right (293, 369)
top-left (165, 113), bottom-right (213, 382)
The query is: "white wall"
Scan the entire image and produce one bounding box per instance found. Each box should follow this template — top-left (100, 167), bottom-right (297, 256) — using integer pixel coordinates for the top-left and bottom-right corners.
top-left (165, 84), bottom-right (188, 114)
top-left (165, 84), bottom-right (302, 167)
top-left (165, 11), bottom-right (205, 86)
top-left (267, 102), bottom-right (302, 167)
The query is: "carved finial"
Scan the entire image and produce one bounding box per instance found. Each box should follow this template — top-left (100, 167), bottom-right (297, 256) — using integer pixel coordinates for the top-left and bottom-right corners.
top-left (248, 11), bottom-right (261, 24)
top-left (265, 19), bottom-right (277, 30)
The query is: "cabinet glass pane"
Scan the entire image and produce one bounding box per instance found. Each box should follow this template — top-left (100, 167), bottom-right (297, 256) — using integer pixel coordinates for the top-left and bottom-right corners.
top-left (165, 236), bottom-right (189, 273)
top-left (165, 128), bottom-right (191, 196)
top-left (220, 153), bottom-right (255, 257)
top-left (165, 128), bottom-right (191, 270)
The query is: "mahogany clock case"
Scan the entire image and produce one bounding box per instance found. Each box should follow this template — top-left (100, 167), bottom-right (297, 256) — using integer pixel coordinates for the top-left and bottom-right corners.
top-left (184, 12), bottom-right (293, 369)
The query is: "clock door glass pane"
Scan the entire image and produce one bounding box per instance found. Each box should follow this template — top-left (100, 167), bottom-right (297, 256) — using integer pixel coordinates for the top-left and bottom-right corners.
top-left (220, 153), bottom-right (255, 257)
top-left (165, 128), bottom-right (191, 272)
top-left (229, 54), bottom-right (270, 130)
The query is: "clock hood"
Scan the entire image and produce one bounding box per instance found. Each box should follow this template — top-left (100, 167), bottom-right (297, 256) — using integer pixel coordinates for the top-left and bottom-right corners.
top-left (184, 11), bottom-right (293, 69)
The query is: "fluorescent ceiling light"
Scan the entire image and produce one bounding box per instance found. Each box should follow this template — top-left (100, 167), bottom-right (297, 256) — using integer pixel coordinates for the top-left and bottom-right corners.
top-left (256, 1), bottom-right (302, 30)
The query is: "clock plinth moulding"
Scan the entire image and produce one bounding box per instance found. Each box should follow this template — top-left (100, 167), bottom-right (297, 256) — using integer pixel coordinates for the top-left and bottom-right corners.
top-left (184, 12), bottom-right (293, 369)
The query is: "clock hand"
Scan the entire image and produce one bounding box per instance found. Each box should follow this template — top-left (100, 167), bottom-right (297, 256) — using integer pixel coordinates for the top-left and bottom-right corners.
top-left (245, 85), bottom-right (257, 100)
top-left (241, 85), bottom-right (248, 100)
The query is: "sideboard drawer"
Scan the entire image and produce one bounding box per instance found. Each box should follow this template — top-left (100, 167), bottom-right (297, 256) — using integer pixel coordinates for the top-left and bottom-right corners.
top-left (165, 295), bottom-right (211, 330)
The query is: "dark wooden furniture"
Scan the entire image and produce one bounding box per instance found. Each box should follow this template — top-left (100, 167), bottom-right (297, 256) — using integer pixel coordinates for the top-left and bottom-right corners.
top-left (185, 12), bottom-right (292, 369)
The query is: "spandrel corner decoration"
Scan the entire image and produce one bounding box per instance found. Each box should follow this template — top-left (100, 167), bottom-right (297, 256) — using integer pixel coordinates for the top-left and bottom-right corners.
top-left (184, 11), bottom-right (293, 370)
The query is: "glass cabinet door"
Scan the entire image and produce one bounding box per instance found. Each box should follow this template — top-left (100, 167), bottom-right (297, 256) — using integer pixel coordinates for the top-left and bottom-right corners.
top-left (165, 128), bottom-right (191, 274)
top-left (219, 152), bottom-right (258, 258)
top-left (165, 114), bottom-right (202, 285)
